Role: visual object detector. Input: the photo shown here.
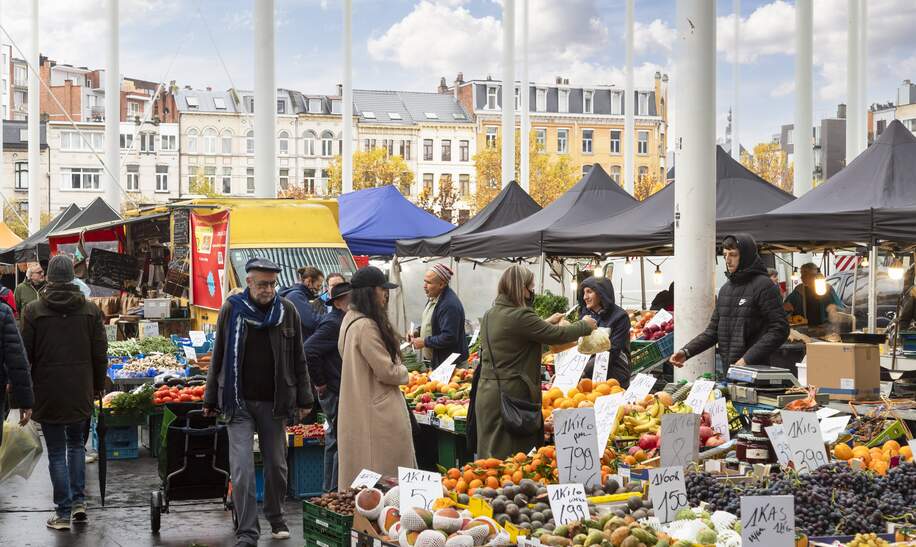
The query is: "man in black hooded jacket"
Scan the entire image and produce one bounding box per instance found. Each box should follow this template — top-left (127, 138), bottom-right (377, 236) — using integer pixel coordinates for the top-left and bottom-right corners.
top-left (577, 276), bottom-right (631, 388)
top-left (670, 234), bottom-right (788, 369)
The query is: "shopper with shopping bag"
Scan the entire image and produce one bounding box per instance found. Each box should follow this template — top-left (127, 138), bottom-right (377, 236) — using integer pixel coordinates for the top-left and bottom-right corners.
top-left (0, 282), bottom-right (32, 443)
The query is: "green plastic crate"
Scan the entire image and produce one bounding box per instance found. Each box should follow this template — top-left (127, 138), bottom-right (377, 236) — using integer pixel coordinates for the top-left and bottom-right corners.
top-left (630, 333), bottom-right (674, 370)
top-left (304, 520), bottom-right (350, 547)
top-left (302, 501), bottom-right (353, 537)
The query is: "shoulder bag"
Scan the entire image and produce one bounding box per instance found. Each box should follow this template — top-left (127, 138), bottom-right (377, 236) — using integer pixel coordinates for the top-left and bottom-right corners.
top-left (482, 311), bottom-right (542, 436)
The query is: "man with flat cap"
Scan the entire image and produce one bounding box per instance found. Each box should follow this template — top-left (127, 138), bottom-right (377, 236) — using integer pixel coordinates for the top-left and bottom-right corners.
top-left (410, 264), bottom-right (468, 369)
top-left (204, 257), bottom-right (314, 545)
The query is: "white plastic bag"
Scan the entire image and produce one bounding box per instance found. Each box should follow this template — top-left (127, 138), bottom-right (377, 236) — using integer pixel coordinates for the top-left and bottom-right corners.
top-left (0, 412), bottom-right (43, 484)
top-left (578, 327), bottom-right (611, 355)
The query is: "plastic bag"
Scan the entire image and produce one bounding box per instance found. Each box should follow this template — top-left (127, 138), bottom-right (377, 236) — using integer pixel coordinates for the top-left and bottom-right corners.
top-left (0, 413), bottom-right (43, 484)
top-left (578, 327), bottom-right (610, 355)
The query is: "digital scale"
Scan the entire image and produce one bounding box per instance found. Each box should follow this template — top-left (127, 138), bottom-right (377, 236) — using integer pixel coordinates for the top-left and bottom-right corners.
top-left (726, 364), bottom-right (829, 407)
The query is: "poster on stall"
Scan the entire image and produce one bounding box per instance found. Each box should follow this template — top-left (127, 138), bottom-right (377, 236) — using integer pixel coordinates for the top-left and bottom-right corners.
top-left (190, 210), bottom-right (230, 310)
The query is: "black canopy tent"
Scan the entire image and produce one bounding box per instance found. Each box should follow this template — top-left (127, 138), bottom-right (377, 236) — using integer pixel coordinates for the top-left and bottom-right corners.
top-left (50, 197), bottom-right (121, 235)
top-left (449, 165), bottom-right (639, 258)
top-left (542, 146), bottom-right (796, 256)
top-left (0, 204), bottom-right (81, 264)
top-left (395, 181), bottom-right (542, 257)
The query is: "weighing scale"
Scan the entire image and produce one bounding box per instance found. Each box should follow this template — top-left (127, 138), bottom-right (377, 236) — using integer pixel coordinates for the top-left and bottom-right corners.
top-left (726, 364), bottom-right (829, 407)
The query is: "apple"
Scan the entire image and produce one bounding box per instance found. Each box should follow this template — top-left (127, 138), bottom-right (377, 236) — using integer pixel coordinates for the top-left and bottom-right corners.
top-left (705, 435), bottom-right (725, 448)
top-left (699, 425), bottom-right (716, 443)
top-left (638, 433), bottom-right (659, 451)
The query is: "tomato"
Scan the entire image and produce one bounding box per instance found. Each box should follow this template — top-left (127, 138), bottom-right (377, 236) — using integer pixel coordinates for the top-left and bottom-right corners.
top-left (179, 394), bottom-right (192, 402)
top-left (195, 387), bottom-right (206, 397)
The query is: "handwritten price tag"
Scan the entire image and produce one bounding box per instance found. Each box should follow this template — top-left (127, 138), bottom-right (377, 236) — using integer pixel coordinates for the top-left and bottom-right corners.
top-left (350, 469), bottom-right (382, 490)
top-left (183, 346), bottom-right (198, 362)
top-left (765, 424), bottom-right (792, 467)
top-left (141, 322), bottom-right (160, 339)
top-left (819, 415), bottom-right (851, 444)
top-left (469, 329), bottom-right (480, 346)
top-left (781, 411), bottom-right (829, 474)
top-left (707, 397), bottom-right (730, 442)
top-left (648, 466), bottom-right (689, 524)
top-left (660, 413), bottom-right (700, 468)
top-left (622, 373), bottom-right (655, 404)
top-left (547, 484), bottom-right (590, 526)
top-left (591, 351), bottom-right (610, 383)
top-left (741, 495), bottom-right (795, 546)
top-left (429, 353), bottom-right (461, 384)
top-left (594, 393), bottom-right (624, 454)
top-left (189, 330), bottom-right (207, 346)
top-left (553, 408), bottom-right (601, 488)
top-left (398, 467), bottom-right (442, 513)
top-left (552, 350), bottom-right (590, 395)
top-left (684, 379), bottom-right (715, 414)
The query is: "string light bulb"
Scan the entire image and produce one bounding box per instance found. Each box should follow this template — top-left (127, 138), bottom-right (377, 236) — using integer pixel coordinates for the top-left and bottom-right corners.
top-left (593, 263), bottom-right (604, 278)
top-left (860, 255), bottom-right (868, 268)
top-left (653, 265), bottom-right (663, 286)
top-left (814, 273), bottom-right (827, 296)
top-left (570, 280), bottom-right (578, 292)
top-left (623, 259), bottom-right (634, 275)
top-left (888, 258), bottom-right (905, 281)
top-left (791, 268), bottom-right (800, 282)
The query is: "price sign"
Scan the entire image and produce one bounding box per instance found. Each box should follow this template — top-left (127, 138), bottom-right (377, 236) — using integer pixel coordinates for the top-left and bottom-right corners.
top-left (909, 439), bottom-right (916, 457)
top-left (189, 330), bottom-right (207, 346)
top-left (660, 413), bottom-right (700, 468)
top-left (429, 353), bottom-right (461, 384)
top-left (815, 407), bottom-right (840, 420)
top-left (552, 350), bottom-right (589, 395)
top-left (183, 346), bottom-right (198, 362)
top-left (819, 415), bottom-right (851, 444)
top-left (546, 484), bottom-right (590, 526)
top-left (409, 322), bottom-right (417, 336)
top-left (765, 424), bottom-right (792, 467)
top-left (350, 469), bottom-right (382, 490)
top-left (684, 379), bottom-right (715, 414)
top-left (591, 352), bottom-right (610, 383)
top-left (397, 467), bottom-right (442, 513)
top-left (400, 341), bottom-right (411, 351)
top-left (553, 408), bottom-right (601, 488)
top-left (141, 322), bottom-right (160, 339)
top-left (740, 495), bottom-right (795, 546)
top-left (594, 393), bottom-right (624, 454)
top-left (648, 466), bottom-right (689, 524)
top-left (105, 324), bottom-right (118, 342)
top-left (707, 397), bottom-right (730, 442)
top-left (469, 329), bottom-right (480, 346)
top-left (781, 411), bottom-right (829, 474)
top-left (622, 373), bottom-right (655, 404)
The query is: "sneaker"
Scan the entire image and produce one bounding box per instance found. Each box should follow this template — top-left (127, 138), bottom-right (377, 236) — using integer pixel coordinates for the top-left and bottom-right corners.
top-left (71, 502), bottom-right (87, 523)
top-left (85, 452), bottom-right (97, 464)
top-left (271, 523), bottom-right (290, 540)
top-left (46, 515), bottom-right (70, 530)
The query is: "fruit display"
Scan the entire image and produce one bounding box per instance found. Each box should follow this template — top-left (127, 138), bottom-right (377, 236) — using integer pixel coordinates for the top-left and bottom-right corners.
top-left (287, 423), bottom-right (325, 439)
top-left (152, 384), bottom-right (206, 405)
top-left (846, 532), bottom-right (891, 546)
top-left (403, 368), bottom-right (474, 404)
top-left (541, 379), bottom-right (626, 419)
top-left (534, 511), bottom-right (667, 547)
top-left (628, 310), bottom-right (656, 340)
top-left (637, 317), bottom-right (673, 341)
top-left (832, 439), bottom-right (913, 474)
top-left (413, 396), bottom-right (470, 418)
top-left (108, 336), bottom-right (178, 357)
top-left (112, 353), bottom-right (185, 378)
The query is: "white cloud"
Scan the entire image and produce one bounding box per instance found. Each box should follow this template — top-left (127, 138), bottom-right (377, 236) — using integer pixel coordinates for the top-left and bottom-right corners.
top-left (633, 19), bottom-right (675, 55)
top-left (770, 81), bottom-right (794, 97)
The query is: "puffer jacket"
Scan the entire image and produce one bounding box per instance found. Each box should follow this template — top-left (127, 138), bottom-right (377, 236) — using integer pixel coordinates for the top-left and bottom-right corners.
top-left (682, 233), bottom-right (789, 367)
top-left (279, 284), bottom-right (324, 341)
top-left (577, 276), bottom-right (632, 388)
top-left (0, 298), bottom-right (32, 446)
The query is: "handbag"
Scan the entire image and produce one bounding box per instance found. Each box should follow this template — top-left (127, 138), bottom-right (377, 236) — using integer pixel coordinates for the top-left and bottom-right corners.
top-left (482, 311), bottom-right (542, 437)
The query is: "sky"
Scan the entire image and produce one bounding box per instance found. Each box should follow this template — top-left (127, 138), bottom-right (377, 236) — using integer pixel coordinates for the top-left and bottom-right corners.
top-left (4, 0), bottom-right (916, 148)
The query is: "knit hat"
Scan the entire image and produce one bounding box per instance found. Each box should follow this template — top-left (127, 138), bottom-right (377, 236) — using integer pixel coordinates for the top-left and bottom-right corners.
top-left (429, 263), bottom-right (453, 284)
top-left (46, 255), bottom-right (75, 283)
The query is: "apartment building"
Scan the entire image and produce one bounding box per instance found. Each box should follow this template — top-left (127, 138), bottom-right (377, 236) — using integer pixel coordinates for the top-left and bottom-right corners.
top-left (1, 120), bottom-right (50, 218)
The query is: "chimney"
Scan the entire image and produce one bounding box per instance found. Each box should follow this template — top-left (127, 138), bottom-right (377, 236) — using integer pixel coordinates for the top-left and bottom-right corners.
top-left (662, 74), bottom-right (669, 82)
top-left (453, 73), bottom-right (464, 99)
top-left (563, 78), bottom-right (569, 85)
top-left (655, 71), bottom-right (661, 80)
top-left (206, 86), bottom-right (212, 92)
top-left (837, 103), bottom-right (847, 119)
top-left (184, 85), bottom-right (192, 90)
top-left (486, 74), bottom-right (492, 81)
top-left (456, 72), bottom-right (464, 84)
top-left (438, 77), bottom-right (448, 94)
top-left (904, 79), bottom-right (912, 85)
top-left (556, 76), bottom-right (563, 85)
top-left (337, 83), bottom-right (343, 96)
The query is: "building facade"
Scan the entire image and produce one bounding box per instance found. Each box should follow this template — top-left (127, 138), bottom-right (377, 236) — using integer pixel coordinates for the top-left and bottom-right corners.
top-left (1, 120), bottom-right (50, 219)
top-left (10, 56), bottom-right (27, 121)
top-left (779, 104), bottom-right (847, 186)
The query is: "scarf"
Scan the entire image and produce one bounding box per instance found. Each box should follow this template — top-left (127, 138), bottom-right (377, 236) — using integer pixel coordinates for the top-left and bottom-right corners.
top-left (222, 288), bottom-right (285, 414)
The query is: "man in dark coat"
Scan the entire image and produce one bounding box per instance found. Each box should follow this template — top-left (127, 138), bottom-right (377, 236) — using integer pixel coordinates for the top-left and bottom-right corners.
top-left (21, 256), bottom-right (107, 531)
top-left (278, 266), bottom-right (325, 341)
top-left (670, 234), bottom-right (789, 369)
top-left (411, 264), bottom-right (468, 369)
top-left (303, 281), bottom-right (351, 493)
top-left (0, 291), bottom-right (32, 443)
top-left (577, 276), bottom-right (632, 388)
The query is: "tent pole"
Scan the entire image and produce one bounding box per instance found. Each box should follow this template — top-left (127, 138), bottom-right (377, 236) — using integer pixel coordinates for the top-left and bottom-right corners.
top-left (850, 253), bottom-right (860, 331)
top-left (868, 246), bottom-right (878, 332)
top-left (538, 252), bottom-right (546, 293)
top-left (640, 257), bottom-right (647, 310)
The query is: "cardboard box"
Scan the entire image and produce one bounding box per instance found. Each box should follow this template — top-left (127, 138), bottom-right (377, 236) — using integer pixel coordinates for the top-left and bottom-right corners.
top-left (805, 342), bottom-right (881, 401)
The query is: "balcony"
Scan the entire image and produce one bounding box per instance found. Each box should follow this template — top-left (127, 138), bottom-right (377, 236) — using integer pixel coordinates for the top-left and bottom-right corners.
top-left (90, 106), bottom-right (105, 122)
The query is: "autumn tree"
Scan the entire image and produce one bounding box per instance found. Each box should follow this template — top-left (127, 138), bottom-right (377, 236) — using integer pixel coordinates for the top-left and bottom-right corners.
top-left (2, 206), bottom-right (52, 239)
top-left (188, 166), bottom-right (220, 197)
top-left (327, 147), bottom-right (414, 196)
top-left (741, 142), bottom-right (794, 193)
top-left (634, 173), bottom-right (667, 201)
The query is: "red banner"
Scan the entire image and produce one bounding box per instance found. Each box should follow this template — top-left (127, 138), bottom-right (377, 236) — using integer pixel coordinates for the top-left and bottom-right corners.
top-left (190, 210), bottom-right (230, 310)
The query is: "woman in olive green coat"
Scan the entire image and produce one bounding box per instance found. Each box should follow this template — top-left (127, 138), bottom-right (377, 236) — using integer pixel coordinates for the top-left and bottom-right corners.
top-left (472, 266), bottom-right (596, 459)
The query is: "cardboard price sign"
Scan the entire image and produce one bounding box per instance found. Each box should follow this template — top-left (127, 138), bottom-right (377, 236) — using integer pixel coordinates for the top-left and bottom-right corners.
top-left (819, 415), bottom-right (851, 444)
top-left (594, 393), bottom-right (624, 455)
top-left (189, 330), bottom-right (207, 347)
top-left (781, 411), bottom-right (829, 474)
top-left (683, 379), bottom-right (715, 414)
top-left (350, 469), bottom-right (382, 490)
top-left (183, 346), bottom-right (198, 362)
top-left (428, 353), bottom-right (461, 384)
top-left (469, 329), bottom-right (480, 347)
top-left (707, 397), bottom-right (730, 442)
top-left (765, 424), bottom-right (792, 467)
top-left (660, 413), bottom-right (700, 468)
top-left (553, 408), bottom-right (601, 488)
top-left (741, 495), bottom-right (795, 546)
top-left (591, 352), bottom-right (610, 383)
top-left (622, 373), bottom-right (655, 404)
top-left (397, 467), bottom-right (442, 512)
top-left (552, 350), bottom-right (590, 395)
top-left (648, 466), bottom-right (689, 524)
top-left (141, 322), bottom-right (160, 339)
top-left (546, 484), bottom-right (590, 526)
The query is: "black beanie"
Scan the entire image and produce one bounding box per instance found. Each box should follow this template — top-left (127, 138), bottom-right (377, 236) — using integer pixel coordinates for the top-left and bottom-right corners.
top-left (46, 255), bottom-right (75, 284)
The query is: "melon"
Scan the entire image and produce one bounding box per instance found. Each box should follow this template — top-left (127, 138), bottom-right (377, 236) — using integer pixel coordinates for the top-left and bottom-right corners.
top-left (356, 488), bottom-right (385, 521)
top-left (402, 508), bottom-right (434, 531)
top-left (458, 524), bottom-right (491, 545)
top-left (416, 530), bottom-right (449, 547)
top-left (389, 522), bottom-right (403, 539)
top-left (433, 508), bottom-right (464, 533)
top-left (486, 531), bottom-right (511, 546)
top-left (378, 506), bottom-right (401, 533)
top-left (384, 485), bottom-right (401, 508)
top-left (445, 533), bottom-right (476, 547)
top-left (399, 529), bottom-right (420, 547)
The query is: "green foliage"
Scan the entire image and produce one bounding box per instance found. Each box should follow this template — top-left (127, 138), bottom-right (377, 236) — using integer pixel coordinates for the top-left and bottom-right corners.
top-left (533, 290), bottom-right (569, 319)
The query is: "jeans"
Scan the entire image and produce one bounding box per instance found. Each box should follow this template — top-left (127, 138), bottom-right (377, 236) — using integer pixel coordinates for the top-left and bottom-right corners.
top-left (41, 421), bottom-right (88, 518)
top-left (318, 389), bottom-right (339, 492)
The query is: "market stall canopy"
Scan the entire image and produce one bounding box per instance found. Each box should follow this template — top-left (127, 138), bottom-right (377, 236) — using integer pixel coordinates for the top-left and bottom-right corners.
top-left (543, 146), bottom-right (795, 255)
top-left (449, 165), bottom-right (639, 258)
top-left (0, 204), bottom-right (81, 264)
top-left (339, 185), bottom-right (454, 256)
top-left (717, 120), bottom-right (916, 248)
top-left (50, 198), bottom-right (121, 234)
top-left (0, 223), bottom-right (22, 249)
top-left (394, 181), bottom-right (542, 257)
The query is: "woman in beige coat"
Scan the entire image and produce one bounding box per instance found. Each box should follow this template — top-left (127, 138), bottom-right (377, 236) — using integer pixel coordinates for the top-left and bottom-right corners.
top-left (337, 266), bottom-right (416, 490)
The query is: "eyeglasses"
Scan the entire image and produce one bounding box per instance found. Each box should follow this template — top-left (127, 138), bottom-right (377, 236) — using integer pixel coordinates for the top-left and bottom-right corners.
top-left (253, 280), bottom-right (278, 289)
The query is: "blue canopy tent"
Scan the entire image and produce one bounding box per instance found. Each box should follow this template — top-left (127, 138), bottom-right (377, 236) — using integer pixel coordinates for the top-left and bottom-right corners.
top-left (339, 185), bottom-right (455, 256)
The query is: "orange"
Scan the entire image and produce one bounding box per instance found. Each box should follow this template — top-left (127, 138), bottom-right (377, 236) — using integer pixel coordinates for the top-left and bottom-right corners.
top-left (447, 468), bottom-right (461, 480)
top-left (546, 387), bottom-right (563, 401)
top-left (634, 449), bottom-right (648, 463)
top-left (566, 388), bottom-right (580, 399)
top-left (514, 452), bottom-right (527, 463)
top-left (606, 378), bottom-right (620, 388)
top-left (623, 455), bottom-right (637, 466)
top-left (870, 448), bottom-right (886, 463)
top-left (542, 446), bottom-right (556, 459)
top-left (578, 400), bottom-right (594, 408)
top-left (443, 478), bottom-right (457, 491)
top-left (455, 480), bottom-right (468, 493)
top-left (512, 470), bottom-right (524, 483)
top-left (462, 470), bottom-right (476, 483)
top-left (834, 444), bottom-right (853, 461)
top-left (485, 476), bottom-right (500, 489)
top-left (611, 386), bottom-right (625, 394)
top-left (883, 440), bottom-right (901, 452)
top-left (468, 487), bottom-right (478, 497)
top-left (577, 379), bottom-right (593, 393)
top-left (852, 445), bottom-right (871, 463)
top-left (560, 399), bottom-right (575, 410)
top-left (572, 393), bottom-right (587, 405)
top-left (587, 392), bottom-right (601, 403)
top-left (468, 479), bottom-right (483, 490)
top-left (900, 446), bottom-right (913, 461)
top-left (871, 460), bottom-right (889, 476)
top-left (595, 383), bottom-right (612, 395)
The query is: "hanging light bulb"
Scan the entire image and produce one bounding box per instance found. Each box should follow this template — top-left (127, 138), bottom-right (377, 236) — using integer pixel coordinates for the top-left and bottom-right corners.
top-left (570, 280), bottom-right (578, 293)
top-left (888, 258), bottom-right (905, 280)
top-left (791, 268), bottom-right (800, 282)
top-left (593, 263), bottom-right (604, 278)
top-left (860, 256), bottom-right (868, 268)
top-left (814, 273), bottom-right (827, 296)
top-left (653, 265), bottom-right (663, 286)
top-left (623, 258), bottom-right (634, 275)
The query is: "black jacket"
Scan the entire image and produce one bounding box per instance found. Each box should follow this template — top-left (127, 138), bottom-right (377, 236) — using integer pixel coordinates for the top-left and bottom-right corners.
top-left (204, 296), bottom-right (314, 418)
top-left (303, 307), bottom-right (344, 394)
top-left (278, 284), bottom-right (325, 341)
top-left (577, 277), bottom-right (632, 388)
top-left (683, 233), bottom-right (789, 367)
top-left (21, 283), bottom-right (107, 424)
top-left (424, 286), bottom-right (469, 368)
top-left (0, 299), bottom-right (32, 426)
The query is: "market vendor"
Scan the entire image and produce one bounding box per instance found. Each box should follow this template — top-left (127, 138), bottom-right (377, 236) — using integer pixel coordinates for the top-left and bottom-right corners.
top-left (410, 264), bottom-right (468, 369)
top-left (577, 276), bottom-right (631, 388)
top-left (783, 262), bottom-right (845, 327)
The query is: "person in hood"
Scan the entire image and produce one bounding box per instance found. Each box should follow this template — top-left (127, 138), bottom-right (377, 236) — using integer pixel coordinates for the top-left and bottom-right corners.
top-left (650, 282), bottom-right (674, 312)
top-left (670, 234), bottom-right (788, 370)
top-left (577, 276), bottom-right (632, 388)
top-left (279, 266), bottom-right (326, 341)
top-left (21, 255), bottom-right (107, 531)
top-left (0, 285), bottom-right (17, 316)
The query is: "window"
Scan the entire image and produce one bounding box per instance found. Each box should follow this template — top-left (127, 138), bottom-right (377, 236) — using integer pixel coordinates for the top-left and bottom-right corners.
top-left (399, 140), bottom-right (411, 160)
top-left (222, 167), bottom-right (232, 194)
top-left (385, 139), bottom-right (394, 156)
top-left (423, 139), bottom-right (433, 161)
top-left (424, 112), bottom-right (439, 120)
top-left (140, 132), bottom-right (156, 153)
top-left (60, 131), bottom-right (103, 151)
top-left (557, 128), bottom-right (568, 153)
top-left (126, 165), bottom-right (140, 191)
top-left (303, 131), bottom-right (316, 156)
top-left (331, 100), bottom-right (341, 114)
top-left (877, 119), bottom-right (887, 136)
top-left (583, 90), bottom-right (593, 114)
top-left (387, 112), bottom-right (402, 120)
top-left (638, 166), bottom-right (648, 182)
top-left (156, 165), bottom-right (168, 192)
top-left (610, 165), bottom-right (621, 184)
top-left (558, 89), bottom-right (569, 113)
top-left (638, 93), bottom-right (649, 116)
top-left (582, 129), bottom-right (593, 154)
top-left (204, 166), bottom-right (216, 188)
top-left (611, 91), bottom-right (622, 115)
top-left (277, 99), bottom-right (286, 114)
top-left (128, 102), bottom-right (140, 117)
top-left (514, 87), bottom-right (520, 110)
top-left (278, 168), bottom-right (288, 190)
top-left (187, 129), bottom-right (198, 154)
top-left (14, 162), bottom-right (27, 190)
top-left (441, 139), bottom-right (452, 162)
top-left (184, 95), bottom-right (199, 108)
top-left (363, 111), bottom-right (376, 119)
top-left (278, 131), bottom-right (289, 155)
top-left (203, 128), bottom-right (217, 154)
top-left (14, 65), bottom-right (27, 86)
top-left (486, 86), bottom-right (498, 110)
top-left (422, 173), bottom-right (434, 194)
top-left (213, 97), bottom-right (227, 110)
top-left (62, 167), bottom-right (101, 190)
top-left (486, 127), bottom-right (498, 148)
top-left (459, 174), bottom-right (470, 197)
top-left (161, 134), bottom-right (176, 151)
top-left (303, 169), bottom-right (316, 194)
top-left (459, 140), bottom-right (469, 162)
top-left (308, 98), bottom-right (322, 113)
top-left (535, 128), bottom-right (546, 149)
top-left (120, 133), bottom-right (133, 149)
top-left (246, 167), bottom-right (255, 194)
top-left (638, 131), bottom-right (649, 155)
top-left (320, 131), bottom-right (334, 156)
top-left (610, 130), bottom-right (621, 154)
top-left (536, 88), bottom-right (547, 112)
top-left (246, 131), bottom-right (254, 155)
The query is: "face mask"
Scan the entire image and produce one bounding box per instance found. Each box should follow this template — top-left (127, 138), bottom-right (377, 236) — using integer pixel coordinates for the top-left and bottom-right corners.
top-left (319, 292), bottom-right (330, 304)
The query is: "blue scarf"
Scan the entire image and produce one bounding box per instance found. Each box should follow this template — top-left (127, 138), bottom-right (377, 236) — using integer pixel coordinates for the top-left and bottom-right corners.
top-left (222, 288), bottom-right (285, 414)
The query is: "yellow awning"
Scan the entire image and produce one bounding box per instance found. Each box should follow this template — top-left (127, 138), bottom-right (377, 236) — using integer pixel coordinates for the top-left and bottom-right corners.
top-left (0, 222), bottom-right (23, 249)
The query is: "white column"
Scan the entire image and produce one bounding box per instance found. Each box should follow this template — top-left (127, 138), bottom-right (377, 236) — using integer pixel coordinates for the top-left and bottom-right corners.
top-left (858, 0), bottom-right (867, 152)
top-left (27, 0), bottom-right (40, 234)
top-left (519, 0), bottom-right (530, 192)
top-left (794, 0), bottom-right (813, 197)
top-left (731, 0), bottom-right (740, 160)
top-left (868, 246), bottom-right (877, 332)
top-left (341, 0), bottom-right (353, 194)
top-left (624, 0), bottom-right (635, 194)
top-left (674, 0), bottom-right (716, 381)
top-left (845, 0), bottom-right (860, 163)
top-left (105, 0), bottom-right (121, 211)
top-left (254, 0), bottom-right (277, 198)
top-left (501, 0), bottom-right (515, 188)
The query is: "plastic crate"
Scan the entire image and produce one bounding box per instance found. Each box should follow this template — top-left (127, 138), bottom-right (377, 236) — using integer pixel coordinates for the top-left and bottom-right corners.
top-left (91, 424), bottom-right (140, 460)
top-left (302, 501), bottom-right (353, 537)
top-left (630, 333), bottom-right (674, 370)
top-left (629, 339), bottom-right (654, 351)
top-left (303, 521), bottom-right (350, 547)
top-left (352, 528), bottom-right (399, 547)
top-left (900, 331), bottom-right (916, 352)
top-left (287, 444), bottom-right (324, 499)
